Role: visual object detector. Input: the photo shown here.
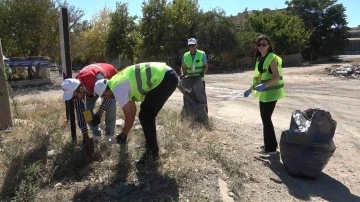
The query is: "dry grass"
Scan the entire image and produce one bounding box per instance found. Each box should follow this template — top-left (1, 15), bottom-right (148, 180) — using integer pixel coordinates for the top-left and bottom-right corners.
top-left (0, 98), bottom-right (247, 202)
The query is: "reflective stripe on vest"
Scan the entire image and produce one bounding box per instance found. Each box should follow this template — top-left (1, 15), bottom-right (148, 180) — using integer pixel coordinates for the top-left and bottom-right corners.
top-left (107, 62), bottom-right (167, 102)
top-left (183, 50), bottom-right (205, 76)
top-left (135, 63), bottom-right (152, 95)
top-left (252, 53), bottom-right (286, 102)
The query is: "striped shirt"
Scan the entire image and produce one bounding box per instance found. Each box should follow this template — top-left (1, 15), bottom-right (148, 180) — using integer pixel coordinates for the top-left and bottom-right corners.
top-left (74, 72), bottom-right (111, 134)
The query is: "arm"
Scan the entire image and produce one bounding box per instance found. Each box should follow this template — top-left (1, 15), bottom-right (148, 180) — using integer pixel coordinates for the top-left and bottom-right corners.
top-left (73, 99), bottom-right (89, 139)
top-left (121, 101), bottom-right (137, 136)
top-left (181, 57), bottom-right (186, 75)
top-left (97, 98), bottom-right (111, 116)
top-left (264, 57), bottom-right (280, 87)
top-left (94, 72), bottom-right (109, 116)
top-left (202, 53), bottom-right (208, 73)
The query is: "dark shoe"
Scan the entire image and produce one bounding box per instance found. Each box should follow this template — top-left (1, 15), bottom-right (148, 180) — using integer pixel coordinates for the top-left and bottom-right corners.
top-left (116, 133), bottom-right (127, 144)
top-left (260, 145), bottom-right (278, 150)
top-left (136, 152), bottom-right (160, 165)
top-left (258, 147), bottom-right (277, 155)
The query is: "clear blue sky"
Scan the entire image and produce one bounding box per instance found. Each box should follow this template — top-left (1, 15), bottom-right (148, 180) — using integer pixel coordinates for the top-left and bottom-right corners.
top-left (66, 0), bottom-right (359, 27)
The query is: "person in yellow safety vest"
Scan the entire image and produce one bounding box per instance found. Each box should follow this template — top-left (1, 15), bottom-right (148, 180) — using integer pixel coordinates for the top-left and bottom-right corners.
top-left (93, 62), bottom-right (179, 164)
top-left (181, 38), bottom-right (209, 112)
top-left (243, 34), bottom-right (286, 155)
top-left (181, 38), bottom-right (209, 86)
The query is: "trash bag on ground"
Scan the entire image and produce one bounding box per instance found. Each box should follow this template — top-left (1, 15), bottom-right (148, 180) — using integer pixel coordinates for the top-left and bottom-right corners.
top-left (177, 75), bottom-right (208, 124)
top-left (280, 108), bottom-right (337, 179)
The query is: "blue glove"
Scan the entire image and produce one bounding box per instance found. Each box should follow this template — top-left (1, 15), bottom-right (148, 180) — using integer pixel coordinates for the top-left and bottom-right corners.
top-left (255, 83), bottom-right (266, 91)
top-left (243, 88), bottom-right (251, 97)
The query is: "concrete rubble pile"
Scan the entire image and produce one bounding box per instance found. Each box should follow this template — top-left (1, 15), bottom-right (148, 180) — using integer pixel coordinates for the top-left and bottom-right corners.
top-left (327, 63), bottom-right (360, 79)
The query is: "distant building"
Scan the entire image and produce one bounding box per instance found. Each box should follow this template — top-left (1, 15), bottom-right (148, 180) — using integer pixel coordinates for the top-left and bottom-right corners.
top-left (344, 25), bottom-right (360, 55)
top-left (230, 8), bottom-right (287, 28)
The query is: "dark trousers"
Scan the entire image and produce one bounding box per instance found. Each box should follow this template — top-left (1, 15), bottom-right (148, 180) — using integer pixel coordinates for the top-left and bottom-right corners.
top-left (203, 81), bottom-right (208, 113)
top-left (139, 69), bottom-right (179, 155)
top-left (259, 100), bottom-right (278, 152)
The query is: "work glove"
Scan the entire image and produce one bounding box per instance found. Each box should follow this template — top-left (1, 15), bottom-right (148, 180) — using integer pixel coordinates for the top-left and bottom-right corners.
top-left (116, 133), bottom-right (128, 144)
top-left (82, 138), bottom-right (94, 161)
top-left (180, 74), bottom-right (186, 80)
top-left (255, 83), bottom-right (266, 91)
top-left (243, 88), bottom-right (252, 97)
top-left (90, 113), bottom-right (101, 126)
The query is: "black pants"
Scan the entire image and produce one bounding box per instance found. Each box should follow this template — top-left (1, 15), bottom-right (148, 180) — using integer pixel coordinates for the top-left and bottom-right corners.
top-left (259, 100), bottom-right (278, 152)
top-left (202, 81), bottom-right (208, 113)
top-left (139, 69), bottom-right (179, 155)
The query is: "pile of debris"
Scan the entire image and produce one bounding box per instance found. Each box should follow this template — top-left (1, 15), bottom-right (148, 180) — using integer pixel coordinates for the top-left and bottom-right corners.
top-left (326, 63), bottom-right (360, 79)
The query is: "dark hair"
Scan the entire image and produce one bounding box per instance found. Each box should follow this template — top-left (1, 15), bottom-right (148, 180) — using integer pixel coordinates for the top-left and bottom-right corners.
top-left (254, 34), bottom-right (274, 60)
top-left (75, 82), bottom-right (83, 92)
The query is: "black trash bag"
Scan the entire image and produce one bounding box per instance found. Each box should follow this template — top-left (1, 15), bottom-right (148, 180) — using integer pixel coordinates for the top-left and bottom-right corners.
top-left (177, 75), bottom-right (208, 124)
top-left (280, 108), bottom-right (337, 179)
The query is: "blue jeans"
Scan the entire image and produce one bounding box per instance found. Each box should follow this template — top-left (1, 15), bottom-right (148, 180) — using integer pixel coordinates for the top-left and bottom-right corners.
top-left (85, 95), bottom-right (116, 137)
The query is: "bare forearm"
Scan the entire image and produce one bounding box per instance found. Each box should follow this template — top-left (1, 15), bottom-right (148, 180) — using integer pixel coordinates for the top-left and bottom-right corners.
top-left (265, 76), bottom-right (280, 87)
top-left (204, 64), bottom-right (208, 73)
top-left (122, 116), bottom-right (135, 135)
top-left (121, 101), bottom-right (136, 135)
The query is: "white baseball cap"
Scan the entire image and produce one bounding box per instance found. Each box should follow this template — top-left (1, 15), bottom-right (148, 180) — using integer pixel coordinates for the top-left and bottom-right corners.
top-left (61, 78), bottom-right (81, 101)
top-left (188, 38), bottom-right (197, 45)
top-left (94, 79), bottom-right (108, 97)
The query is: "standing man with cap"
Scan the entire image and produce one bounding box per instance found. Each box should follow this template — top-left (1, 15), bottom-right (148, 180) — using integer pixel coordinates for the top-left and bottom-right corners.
top-left (181, 38), bottom-right (209, 113)
top-left (181, 38), bottom-right (209, 87)
top-left (93, 62), bottom-right (179, 164)
top-left (61, 63), bottom-right (118, 150)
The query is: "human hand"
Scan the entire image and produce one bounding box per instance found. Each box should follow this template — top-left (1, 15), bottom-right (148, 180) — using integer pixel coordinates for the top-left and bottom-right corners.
top-left (116, 133), bottom-right (128, 144)
top-left (90, 114), bottom-right (101, 126)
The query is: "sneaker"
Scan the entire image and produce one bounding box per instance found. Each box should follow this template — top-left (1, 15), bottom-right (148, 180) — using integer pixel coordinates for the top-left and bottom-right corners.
top-left (105, 136), bottom-right (115, 147)
top-left (258, 148), bottom-right (278, 155)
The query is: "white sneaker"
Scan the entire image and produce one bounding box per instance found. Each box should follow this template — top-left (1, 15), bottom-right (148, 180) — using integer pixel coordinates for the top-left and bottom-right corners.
top-left (105, 136), bottom-right (115, 147)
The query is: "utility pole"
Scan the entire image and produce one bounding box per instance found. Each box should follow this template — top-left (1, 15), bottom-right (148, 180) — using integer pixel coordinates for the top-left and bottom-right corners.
top-left (0, 39), bottom-right (13, 129)
top-left (59, 7), bottom-right (76, 141)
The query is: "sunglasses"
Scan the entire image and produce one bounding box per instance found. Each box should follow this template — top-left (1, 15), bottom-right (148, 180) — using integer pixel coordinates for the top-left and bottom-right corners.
top-left (188, 44), bottom-right (195, 47)
top-left (257, 43), bottom-right (268, 47)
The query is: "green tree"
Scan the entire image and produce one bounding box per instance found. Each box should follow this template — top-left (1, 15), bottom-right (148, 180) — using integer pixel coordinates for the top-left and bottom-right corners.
top-left (286, 0), bottom-right (350, 60)
top-left (235, 29), bottom-right (259, 58)
top-left (245, 11), bottom-right (310, 55)
top-left (196, 8), bottom-right (239, 65)
top-left (82, 7), bottom-right (112, 63)
top-left (140, 0), bottom-right (169, 57)
top-left (163, 0), bottom-right (200, 57)
top-left (0, 0), bottom-right (84, 60)
top-left (106, 2), bottom-right (139, 64)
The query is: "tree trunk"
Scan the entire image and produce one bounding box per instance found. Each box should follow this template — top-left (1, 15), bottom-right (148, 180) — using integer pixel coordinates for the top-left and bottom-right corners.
top-left (0, 39), bottom-right (13, 129)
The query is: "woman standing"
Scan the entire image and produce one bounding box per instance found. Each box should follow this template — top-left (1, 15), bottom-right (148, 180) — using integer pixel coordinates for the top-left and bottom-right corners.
top-left (244, 35), bottom-right (286, 154)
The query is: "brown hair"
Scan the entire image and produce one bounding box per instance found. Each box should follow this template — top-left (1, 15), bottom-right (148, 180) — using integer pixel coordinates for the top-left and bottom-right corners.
top-left (254, 34), bottom-right (274, 60)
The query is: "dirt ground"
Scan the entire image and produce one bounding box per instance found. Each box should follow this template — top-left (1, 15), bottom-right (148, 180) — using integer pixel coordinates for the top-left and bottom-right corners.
top-left (13, 63), bottom-right (360, 201)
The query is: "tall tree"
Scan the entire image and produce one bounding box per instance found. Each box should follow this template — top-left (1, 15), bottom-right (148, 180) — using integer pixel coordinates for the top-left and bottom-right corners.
top-left (140, 0), bottom-right (168, 57)
top-left (163, 0), bottom-right (200, 57)
top-left (0, 0), bottom-right (84, 61)
top-left (196, 8), bottom-right (238, 65)
top-left (286, 0), bottom-right (350, 60)
top-left (245, 11), bottom-right (310, 55)
top-left (106, 2), bottom-right (139, 64)
top-left (82, 7), bottom-right (112, 63)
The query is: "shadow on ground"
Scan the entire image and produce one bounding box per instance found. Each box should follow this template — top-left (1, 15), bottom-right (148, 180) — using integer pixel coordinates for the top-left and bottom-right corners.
top-left (72, 144), bottom-right (179, 202)
top-left (255, 153), bottom-right (360, 202)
